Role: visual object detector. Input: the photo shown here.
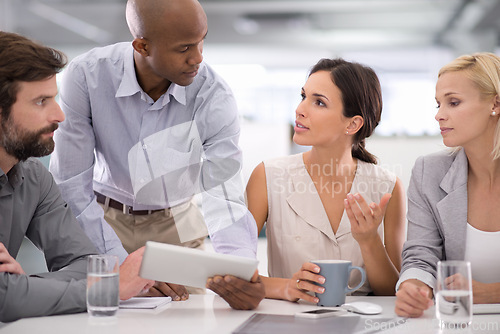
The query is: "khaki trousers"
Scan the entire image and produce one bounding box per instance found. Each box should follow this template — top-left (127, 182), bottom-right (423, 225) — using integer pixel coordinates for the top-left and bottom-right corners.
top-left (100, 199), bottom-right (207, 294)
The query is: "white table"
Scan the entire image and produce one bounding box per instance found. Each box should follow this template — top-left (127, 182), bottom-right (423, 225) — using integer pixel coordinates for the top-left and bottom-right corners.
top-left (1, 295), bottom-right (499, 334)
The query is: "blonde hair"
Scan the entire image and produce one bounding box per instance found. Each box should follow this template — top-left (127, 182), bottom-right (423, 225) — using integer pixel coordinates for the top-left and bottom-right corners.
top-left (438, 52), bottom-right (500, 159)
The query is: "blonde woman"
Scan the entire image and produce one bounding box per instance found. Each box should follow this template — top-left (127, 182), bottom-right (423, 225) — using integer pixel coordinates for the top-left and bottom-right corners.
top-left (396, 52), bottom-right (500, 317)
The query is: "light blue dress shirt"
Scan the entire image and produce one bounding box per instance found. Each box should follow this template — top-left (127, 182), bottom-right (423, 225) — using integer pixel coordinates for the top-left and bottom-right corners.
top-left (50, 42), bottom-right (258, 262)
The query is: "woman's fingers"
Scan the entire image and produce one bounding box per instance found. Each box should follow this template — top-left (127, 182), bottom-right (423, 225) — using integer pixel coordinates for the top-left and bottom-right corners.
top-left (345, 193), bottom-right (369, 222)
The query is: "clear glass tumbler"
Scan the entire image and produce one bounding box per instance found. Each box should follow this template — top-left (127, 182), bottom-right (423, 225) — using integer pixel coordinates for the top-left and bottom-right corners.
top-left (86, 255), bottom-right (120, 317)
top-left (436, 260), bottom-right (473, 329)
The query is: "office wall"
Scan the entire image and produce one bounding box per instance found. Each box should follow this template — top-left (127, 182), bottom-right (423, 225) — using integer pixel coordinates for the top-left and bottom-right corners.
top-left (239, 120), bottom-right (445, 190)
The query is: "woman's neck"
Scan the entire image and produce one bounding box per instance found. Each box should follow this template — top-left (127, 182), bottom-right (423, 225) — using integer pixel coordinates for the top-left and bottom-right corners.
top-left (466, 147), bottom-right (500, 186)
top-left (304, 147), bottom-right (357, 179)
top-left (463, 121), bottom-right (500, 184)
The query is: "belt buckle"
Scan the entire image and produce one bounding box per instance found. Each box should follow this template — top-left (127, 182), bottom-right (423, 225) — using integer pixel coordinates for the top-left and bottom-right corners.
top-left (123, 204), bottom-right (132, 215)
top-left (123, 205), bottom-right (154, 215)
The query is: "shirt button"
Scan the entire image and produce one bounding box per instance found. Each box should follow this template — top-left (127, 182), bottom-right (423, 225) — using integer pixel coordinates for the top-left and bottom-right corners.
top-left (295, 236), bottom-right (301, 241)
top-left (142, 144), bottom-right (148, 150)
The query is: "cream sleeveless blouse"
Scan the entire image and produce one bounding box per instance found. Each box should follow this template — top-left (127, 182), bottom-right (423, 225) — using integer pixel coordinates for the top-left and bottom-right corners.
top-left (264, 153), bottom-right (396, 295)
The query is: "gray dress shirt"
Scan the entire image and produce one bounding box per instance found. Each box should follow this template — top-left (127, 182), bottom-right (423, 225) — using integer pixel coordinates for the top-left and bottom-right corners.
top-left (0, 159), bottom-right (97, 322)
top-left (50, 42), bottom-right (257, 262)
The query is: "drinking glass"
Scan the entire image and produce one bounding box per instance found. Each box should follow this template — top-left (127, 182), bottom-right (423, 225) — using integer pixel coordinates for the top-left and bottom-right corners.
top-left (87, 255), bottom-right (120, 317)
top-left (435, 261), bottom-right (472, 329)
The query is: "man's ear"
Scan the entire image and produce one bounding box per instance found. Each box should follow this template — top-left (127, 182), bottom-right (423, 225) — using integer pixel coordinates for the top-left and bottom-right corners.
top-left (346, 115), bottom-right (364, 135)
top-left (132, 37), bottom-right (149, 57)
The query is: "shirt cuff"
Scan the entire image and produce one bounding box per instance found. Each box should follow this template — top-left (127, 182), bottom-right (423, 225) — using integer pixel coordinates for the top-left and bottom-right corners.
top-left (226, 247), bottom-right (256, 259)
top-left (105, 246), bottom-right (129, 265)
top-left (396, 267), bottom-right (436, 292)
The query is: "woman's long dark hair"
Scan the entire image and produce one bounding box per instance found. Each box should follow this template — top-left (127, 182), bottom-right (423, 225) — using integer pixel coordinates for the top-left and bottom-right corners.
top-left (309, 58), bottom-right (382, 164)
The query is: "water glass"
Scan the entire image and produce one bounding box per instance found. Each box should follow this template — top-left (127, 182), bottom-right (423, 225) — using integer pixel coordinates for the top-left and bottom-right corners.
top-left (436, 261), bottom-right (472, 329)
top-left (87, 255), bottom-right (120, 317)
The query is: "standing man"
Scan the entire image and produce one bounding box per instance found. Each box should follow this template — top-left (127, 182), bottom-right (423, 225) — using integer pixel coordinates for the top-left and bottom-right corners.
top-left (0, 31), bottom-right (153, 322)
top-left (50, 0), bottom-right (261, 300)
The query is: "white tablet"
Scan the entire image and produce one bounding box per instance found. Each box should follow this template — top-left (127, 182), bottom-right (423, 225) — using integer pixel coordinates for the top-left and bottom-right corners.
top-left (139, 241), bottom-right (259, 288)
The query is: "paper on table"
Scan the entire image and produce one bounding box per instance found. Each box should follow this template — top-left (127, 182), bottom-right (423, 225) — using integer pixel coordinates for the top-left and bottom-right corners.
top-left (473, 303), bottom-right (500, 314)
top-left (119, 297), bottom-right (172, 309)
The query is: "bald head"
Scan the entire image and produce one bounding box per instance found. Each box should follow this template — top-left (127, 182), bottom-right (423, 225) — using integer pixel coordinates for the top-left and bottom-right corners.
top-left (126, 0), bottom-right (206, 39)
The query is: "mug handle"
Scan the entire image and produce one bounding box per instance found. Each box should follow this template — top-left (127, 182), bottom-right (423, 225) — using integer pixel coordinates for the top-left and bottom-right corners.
top-left (345, 266), bottom-right (366, 293)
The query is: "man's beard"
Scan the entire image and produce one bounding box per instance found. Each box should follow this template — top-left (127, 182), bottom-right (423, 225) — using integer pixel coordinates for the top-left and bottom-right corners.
top-left (1, 116), bottom-right (58, 161)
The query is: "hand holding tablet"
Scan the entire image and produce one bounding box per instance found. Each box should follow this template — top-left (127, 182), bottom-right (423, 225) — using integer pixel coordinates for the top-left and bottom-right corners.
top-left (139, 241), bottom-right (259, 288)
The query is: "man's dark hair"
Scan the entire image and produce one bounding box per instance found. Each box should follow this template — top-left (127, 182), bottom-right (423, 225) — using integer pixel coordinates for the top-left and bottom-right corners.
top-left (0, 31), bottom-right (67, 119)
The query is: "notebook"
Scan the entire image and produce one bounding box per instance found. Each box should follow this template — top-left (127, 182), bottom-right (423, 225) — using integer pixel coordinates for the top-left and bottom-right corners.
top-left (472, 303), bottom-right (500, 314)
top-left (119, 297), bottom-right (172, 309)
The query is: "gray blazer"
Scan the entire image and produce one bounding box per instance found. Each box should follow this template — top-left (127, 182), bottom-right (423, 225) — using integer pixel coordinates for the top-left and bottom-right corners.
top-left (397, 149), bottom-right (468, 290)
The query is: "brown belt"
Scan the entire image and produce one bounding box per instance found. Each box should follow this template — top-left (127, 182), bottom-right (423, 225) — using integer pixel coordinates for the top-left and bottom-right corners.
top-left (94, 191), bottom-right (165, 216)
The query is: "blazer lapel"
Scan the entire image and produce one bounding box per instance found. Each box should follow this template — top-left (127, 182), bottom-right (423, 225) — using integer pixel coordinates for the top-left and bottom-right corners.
top-left (436, 150), bottom-right (468, 260)
top-left (286, 169), bottom-right (336, 242)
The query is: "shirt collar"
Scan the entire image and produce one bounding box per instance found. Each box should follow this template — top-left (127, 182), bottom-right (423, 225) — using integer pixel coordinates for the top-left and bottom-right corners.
top-left (116, 45), bottom-right (142, 98)
top-left (0, 161), bottom-right (25, 190)
top-left (0, 171), bottom-right (6, 189)
top-left (165, 83), bottom-right (186, 106)
top-left (115, 45), bottom-right (187, 107)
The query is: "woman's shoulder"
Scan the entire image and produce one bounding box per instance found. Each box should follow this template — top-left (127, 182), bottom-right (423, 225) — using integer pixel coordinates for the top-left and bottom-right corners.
top-left (408, 149), bottom-right (468, 196)
top-left (413, 148), bottom-right (464, 175)
top-left (357, 160), bottom-right (397, 183)
top-left (264, 153), bottom-right (304, 171)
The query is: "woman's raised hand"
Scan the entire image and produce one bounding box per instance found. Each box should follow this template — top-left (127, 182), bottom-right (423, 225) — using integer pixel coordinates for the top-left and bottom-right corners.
top-left (344, 193), bottom-right (391, 244)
